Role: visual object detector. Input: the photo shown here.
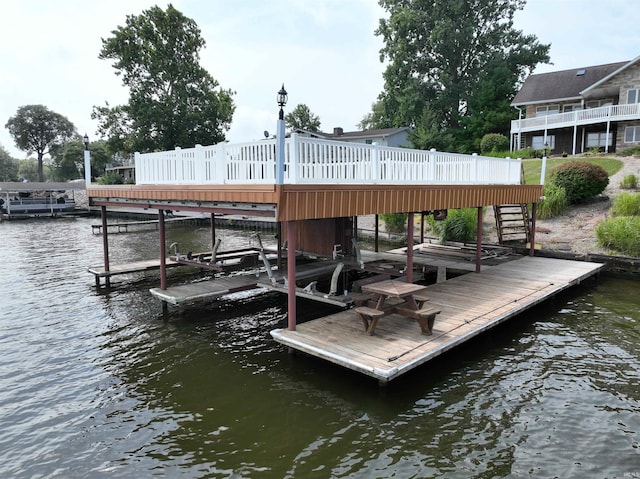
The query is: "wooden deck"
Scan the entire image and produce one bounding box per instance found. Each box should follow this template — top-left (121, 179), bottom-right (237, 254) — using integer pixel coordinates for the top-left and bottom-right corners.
top-left (270, 256), bottom-right (605, 383)
top-left (88, 258), bottom-right (182, 278)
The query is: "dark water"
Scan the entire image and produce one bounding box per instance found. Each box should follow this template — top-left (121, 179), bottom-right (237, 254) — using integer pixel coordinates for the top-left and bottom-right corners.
top-left (1, 217), bottom-right (639, 478)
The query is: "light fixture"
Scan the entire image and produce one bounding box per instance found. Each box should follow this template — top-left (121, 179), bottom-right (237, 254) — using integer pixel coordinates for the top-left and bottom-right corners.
top-left (83, 133), bottom-right (89, 150)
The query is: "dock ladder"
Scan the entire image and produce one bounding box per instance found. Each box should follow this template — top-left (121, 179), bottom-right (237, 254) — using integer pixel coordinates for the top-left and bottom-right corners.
top-left (493, 203), bottom-right (532, 244)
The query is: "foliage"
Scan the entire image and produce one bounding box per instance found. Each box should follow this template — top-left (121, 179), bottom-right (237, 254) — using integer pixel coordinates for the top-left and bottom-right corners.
top-left (285, 104), bottom-right (321, 132)
top-left (426, 208), bottom-right (479, 243)
top-left (17, 159), bottom-right (43, 182)
top-left (480, 133), bottom-right (509, 154)
top-left (0, 144), bottom-right (19, 181)
top-left (537, 183), bottom-right (568, 219)
top-left (620, 174), bottom-right (638, 189)
top-left (93, 4), bottom-right (235, 154)
top-left (549, 161), bottom-right (609, 204)
top-left (522, 158), bottom-right (622, 186)
top-left (98, 171), bottom-right (125, 185)
top-left (370, 0), bottom-right (549, 152)
top-left (596, 216), bottom-right (640, 256)
top-left (486, 148), bottom-right (539, 159)
top-left (5, 104), bottom-right (76, 182)
top-left (616, 145), bottom-right (640, 157)
top-left (380, 213), bottom-right (408, 233)
top-left (610, 192), bottom-right (640, 217)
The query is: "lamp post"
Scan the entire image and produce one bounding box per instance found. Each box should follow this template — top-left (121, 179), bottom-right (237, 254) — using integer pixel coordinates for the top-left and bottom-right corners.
top-left (276, 84), bottom-right (288, 184)
top-left (83, 133), bottom-right (91, 187)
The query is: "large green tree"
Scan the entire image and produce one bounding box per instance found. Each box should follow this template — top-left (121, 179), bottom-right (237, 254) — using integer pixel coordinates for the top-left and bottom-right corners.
top-left (285, 104), bottom-right (321, 132)
top-left (5, 105), bottom-right (76, 181)
top-left (49, 139), bottom-right (113, 182)
top-left (0, 144), bottom-right (19, 181)
top-left (93, 4), bottom-right (235, 154)
top-left (371, 0), bottom-right (550, 152)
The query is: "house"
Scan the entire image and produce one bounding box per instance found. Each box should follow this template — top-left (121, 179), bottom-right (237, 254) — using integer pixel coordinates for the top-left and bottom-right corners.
top-left (510, 55), bottom-right (640, 155)
top-left (293, 127), bottom-right (412, 148)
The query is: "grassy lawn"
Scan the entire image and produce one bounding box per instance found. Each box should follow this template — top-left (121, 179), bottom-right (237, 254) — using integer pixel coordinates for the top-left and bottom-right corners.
top-left (521, 157), bottom-right (623, 185)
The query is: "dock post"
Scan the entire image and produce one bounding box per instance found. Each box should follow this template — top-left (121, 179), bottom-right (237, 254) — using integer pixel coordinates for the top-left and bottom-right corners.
top-left (374, 214), bottom-right (379, 252)
top-left (159, 209), bottom-right (167, 290)
top-left (475, 206), bottom-right (483, 273)
top-left (529, 203), bottom-right (537, 256)
top-left (277, 222), bottom-right (283, 272)
top-left (210, 213), bottom-right (216, 250)
top-left (406, 213), bottom-right (414, 283)
top-left (101, 206), bottom-right (110, 288)
top-left (287, 220), bottom-right (297, 331)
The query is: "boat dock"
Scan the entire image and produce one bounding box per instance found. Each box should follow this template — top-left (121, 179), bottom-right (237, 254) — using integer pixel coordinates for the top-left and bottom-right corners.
top-left (270, 256), bottom-right (605, 384)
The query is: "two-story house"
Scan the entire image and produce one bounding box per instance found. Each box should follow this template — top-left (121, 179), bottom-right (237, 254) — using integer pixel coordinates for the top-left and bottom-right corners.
top-left (510, 55), bottom-right (640, 155)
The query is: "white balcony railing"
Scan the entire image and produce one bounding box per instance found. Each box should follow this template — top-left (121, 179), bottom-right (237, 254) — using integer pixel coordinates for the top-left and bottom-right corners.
top-left (511, 103), bottom-right (640, 133)
top-left (135, 134), bottom-right (522, 186)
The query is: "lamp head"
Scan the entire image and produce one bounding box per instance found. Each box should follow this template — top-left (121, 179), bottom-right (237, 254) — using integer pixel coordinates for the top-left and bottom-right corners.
top-left (277, 84), bottom-right (288, 108)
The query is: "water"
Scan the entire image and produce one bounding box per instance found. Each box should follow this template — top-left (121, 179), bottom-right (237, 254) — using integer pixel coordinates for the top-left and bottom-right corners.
top-left (1, 217), bottom-right (639, 478)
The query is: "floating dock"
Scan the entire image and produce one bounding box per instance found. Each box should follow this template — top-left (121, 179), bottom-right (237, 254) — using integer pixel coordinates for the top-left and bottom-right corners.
top-left (270, 256), bottom-right (605, 384)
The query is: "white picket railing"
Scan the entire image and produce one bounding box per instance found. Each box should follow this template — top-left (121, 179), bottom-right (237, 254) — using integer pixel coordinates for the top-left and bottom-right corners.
top-left (511, 103), bottom-right (640, 133)
top-left (135, 134), bottom-right (522, 185)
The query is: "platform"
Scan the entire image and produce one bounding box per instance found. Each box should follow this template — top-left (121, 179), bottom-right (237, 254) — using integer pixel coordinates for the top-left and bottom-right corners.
top-left (270, 256), bottom-right (605, 383)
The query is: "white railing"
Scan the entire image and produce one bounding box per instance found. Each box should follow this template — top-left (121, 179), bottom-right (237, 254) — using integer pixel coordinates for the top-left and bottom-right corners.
top-left (135, 134), bottom-right (522, 185)
top-left (511, 103), bottom-right (640, 133)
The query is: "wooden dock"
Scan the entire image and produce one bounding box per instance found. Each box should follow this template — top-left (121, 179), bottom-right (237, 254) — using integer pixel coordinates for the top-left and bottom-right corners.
top-left (270, 256), bottom-right (605, 383)
top-left (88, 258), bottom-right (182, 279)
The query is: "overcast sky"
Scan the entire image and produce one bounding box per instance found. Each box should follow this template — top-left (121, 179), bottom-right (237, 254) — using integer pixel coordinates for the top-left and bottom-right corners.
top-left (2, 0), bottom-right (640, 159)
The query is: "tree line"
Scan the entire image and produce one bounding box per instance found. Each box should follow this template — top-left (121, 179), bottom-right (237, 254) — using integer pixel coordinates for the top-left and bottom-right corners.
top-left (1, 0), bottom-right (548, 183)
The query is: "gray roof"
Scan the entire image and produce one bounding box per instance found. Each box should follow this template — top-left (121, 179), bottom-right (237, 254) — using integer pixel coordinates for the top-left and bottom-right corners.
top-left (328, 127), bottom-right (411, 139)
top-left (512, 61), bottom-right (628, 106)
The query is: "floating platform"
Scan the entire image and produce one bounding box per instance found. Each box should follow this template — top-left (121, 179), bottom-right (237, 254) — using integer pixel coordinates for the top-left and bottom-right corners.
top-left (270, 256), bottom-right (605, 384)
top-left (88, 258), bottom-right (182, 280)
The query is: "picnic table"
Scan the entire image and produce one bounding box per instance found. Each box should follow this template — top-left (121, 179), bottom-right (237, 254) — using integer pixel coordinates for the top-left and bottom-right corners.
top-left (356, 280), bottom-right (440, 335)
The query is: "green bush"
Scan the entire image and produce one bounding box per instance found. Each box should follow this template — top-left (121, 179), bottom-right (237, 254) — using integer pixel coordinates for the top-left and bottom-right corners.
top-left (480, 133), bottom-right (509, 154)
top-left (427, 208), bottom-right (480, 243)
top-left (549, 161), bottom-right (609, 204)
top-left (380, 213), bottom-right (407, 233)
top-left (537, 183), bottom-right (568, 219)
top-left (616, 146), bottom-right (640, 157)
top-left (596, 216), bottom-right (640, 256)
top-left (620, 174), bottom-right (638, 189)
top-left (610, 192), bottom-right (640, 216)
top-left (98, 171), bottom-right (124, 185)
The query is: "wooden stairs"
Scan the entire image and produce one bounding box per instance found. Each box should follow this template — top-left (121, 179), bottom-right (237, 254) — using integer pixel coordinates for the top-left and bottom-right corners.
top-left (493, 204), bottom-right (531, 244)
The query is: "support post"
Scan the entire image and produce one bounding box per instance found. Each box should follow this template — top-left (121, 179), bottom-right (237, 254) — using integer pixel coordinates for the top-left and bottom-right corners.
top-left (475, 206), bottom-right (483, 273)
top-left (287, 221), bottom-right (297, 330)
top-left (159, 209), bottom-right (167, 290)
top-left (406, 212), bottom-right (414, 283)
top-left (210, 212), bottom-right (216, 250)
top-left (277, 222), bottom-right (283, 272)
top-left (420, 211), bottom-right (425, 244)
top-left (101, 206), bottom-right (110, 287)
top-left (529, 202), bottom-right (537, 257)
top-left (374, 214), bottom-right (379, 252)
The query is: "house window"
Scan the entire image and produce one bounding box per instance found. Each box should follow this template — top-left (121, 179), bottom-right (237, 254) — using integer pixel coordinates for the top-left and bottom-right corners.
top-left (586, 99), bottom-right (613, 109)
top-left (532, 135), bottom-right (555, 149)
top-left (586, 132), bottom-right (612, 147)
top-left (536, 105), bottom-right (560, 116)
top-left (624, 126), bottom-right (640, 143)
top-left (627, 89), bottom-right (640, 104)
top-left (563, 103), bottom-right (581, 113)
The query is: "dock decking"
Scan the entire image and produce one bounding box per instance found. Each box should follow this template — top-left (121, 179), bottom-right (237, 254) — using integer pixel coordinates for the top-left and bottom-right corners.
top-left (270, 256), bottom-right (605, 383)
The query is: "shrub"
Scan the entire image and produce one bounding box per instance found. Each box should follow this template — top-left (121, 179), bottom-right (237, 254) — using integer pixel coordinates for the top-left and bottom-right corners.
top-left (610, 192), bottom-right (640, 217)
top-left (616, 145), bottom-right (640, 157)
top-left (549, 161), bottom-right (609, 204)
top-left (98, 171), bottom-right (124, 185)
top-left (427, 208), bottom-right (480, 243)
top-left (537, 183), bottom-right (568, 219)
top-left (596, 216), bottom-right (640, 256)
top-left (620, 174), bottom-right (638, 189)
top-left (380, 213), bottom-right (407, 233)
top-left (480, 133), bottom-right (509, 154)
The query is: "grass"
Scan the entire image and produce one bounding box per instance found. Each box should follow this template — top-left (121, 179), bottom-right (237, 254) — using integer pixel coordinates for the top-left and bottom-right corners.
top-left (596, 216), bottom-right (640, 256)
top-left (610, 192), bottom-right (640, 217)
top-left (521, 157), bottom-right (623, 185)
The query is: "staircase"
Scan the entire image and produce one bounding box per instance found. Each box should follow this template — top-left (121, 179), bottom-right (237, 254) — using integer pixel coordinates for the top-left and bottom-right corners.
top-left (493, 204), bottom-right (531, 244)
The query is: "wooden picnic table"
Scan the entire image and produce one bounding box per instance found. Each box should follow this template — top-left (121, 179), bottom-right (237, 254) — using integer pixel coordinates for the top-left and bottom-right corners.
top-left (356, 280), bottom-right (440, 335)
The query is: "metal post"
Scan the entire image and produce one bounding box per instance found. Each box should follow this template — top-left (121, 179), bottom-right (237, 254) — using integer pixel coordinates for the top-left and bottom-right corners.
top-left (374, 214), bottom-right (379, 252)
top-left (475, 206), bottom-right (483, 273)
top-left (277, 222), bottom-right (283, 272)
top-left (159, 210), bottom-right (167, 290)
top-left (529, 203), bottom-right (537, 257)
top-left (406, 213), bottom-right (414, 283)
top-left (287, 220), bottom-right (297, 331)
top-left (420, 212), bottom-right (425, 244)
top-left (101, 206), bottom-right (110, 287)
top-left (210, 212), bottom-right (216, 250)
top-left (83, 135), bottom-right (91, 187)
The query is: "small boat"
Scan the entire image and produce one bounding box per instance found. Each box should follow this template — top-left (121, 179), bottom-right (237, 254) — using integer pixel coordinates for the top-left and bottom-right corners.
top-left (0, 181), bottom-right (83, 218)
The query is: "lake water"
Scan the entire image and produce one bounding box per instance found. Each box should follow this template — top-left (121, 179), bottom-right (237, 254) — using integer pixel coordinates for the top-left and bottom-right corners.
top-left (1, 217), bottom-right (639, 478)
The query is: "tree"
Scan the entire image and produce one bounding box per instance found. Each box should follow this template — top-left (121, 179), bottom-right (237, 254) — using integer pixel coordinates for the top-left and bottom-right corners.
top-left (285, 104), bottom-right (321, 132)
top-left (0, 144), bottom-right (19, 181)
top-left (50, 139), bottom-right (113, 181)
top-left (93, 4), bottom-right (235, 154)
top-left (5, 105), bottom-right (76, 181)
top-left (370, 0), bottom-right (550, 152)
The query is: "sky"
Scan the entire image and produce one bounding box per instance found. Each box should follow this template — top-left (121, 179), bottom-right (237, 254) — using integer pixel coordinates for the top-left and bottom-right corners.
top-left (2, 0), bottom-right (640, 160)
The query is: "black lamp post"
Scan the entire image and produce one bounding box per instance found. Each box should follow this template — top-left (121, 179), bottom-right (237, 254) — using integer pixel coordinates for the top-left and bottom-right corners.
top-left (276, 84), bottom-right (288, 184)
top-left (277, 84), bottom-right (288, 121)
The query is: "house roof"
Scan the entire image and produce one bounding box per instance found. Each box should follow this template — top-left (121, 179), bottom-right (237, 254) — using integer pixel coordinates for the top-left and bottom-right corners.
top-left (327, 127), bottom-right (411, 140)
top-left (512, 60), bottom-right (629, 106)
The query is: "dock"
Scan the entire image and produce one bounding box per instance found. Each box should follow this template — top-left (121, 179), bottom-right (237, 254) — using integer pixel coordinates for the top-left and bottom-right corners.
top-left (270, 256), bottom-right (605, 384)
top-left (88, 258), bottom-right (183, 286)
top-left (90, 216), bottom-right (196, 234)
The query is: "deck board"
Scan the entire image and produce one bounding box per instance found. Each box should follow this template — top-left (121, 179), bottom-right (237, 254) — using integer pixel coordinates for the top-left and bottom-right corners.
top-left (271, 256), bottom-right (605, 383)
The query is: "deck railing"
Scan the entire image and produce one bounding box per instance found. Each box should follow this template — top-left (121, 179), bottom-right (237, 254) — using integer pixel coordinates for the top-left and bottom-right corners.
top-left (511, 103), bottom-right (640, 133)
top-left (135, 134), bottom-right (522, 185)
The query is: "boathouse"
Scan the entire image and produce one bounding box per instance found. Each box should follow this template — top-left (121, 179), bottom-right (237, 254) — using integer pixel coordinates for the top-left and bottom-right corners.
top-left (86, 134), bottom-right (604, 382)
